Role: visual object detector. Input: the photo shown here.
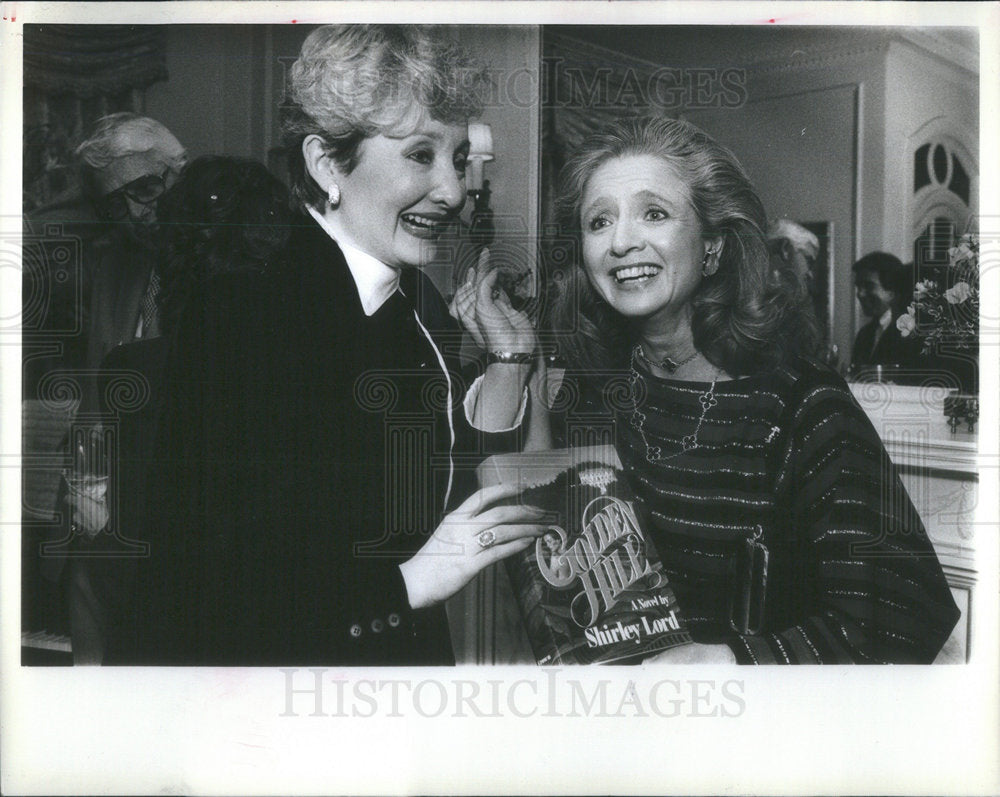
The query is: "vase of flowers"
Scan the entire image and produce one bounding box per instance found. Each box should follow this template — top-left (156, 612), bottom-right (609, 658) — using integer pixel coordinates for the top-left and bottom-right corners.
top-left (896, 232), bottom-right (979, 429)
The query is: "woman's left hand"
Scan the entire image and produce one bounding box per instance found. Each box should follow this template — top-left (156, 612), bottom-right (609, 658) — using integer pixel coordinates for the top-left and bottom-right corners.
top-left (644, 642), bottom-right (738, 664)
top-left (399, 482), bottom-right (548, 609)
top-left (449, 248), bottom-right (536, 355)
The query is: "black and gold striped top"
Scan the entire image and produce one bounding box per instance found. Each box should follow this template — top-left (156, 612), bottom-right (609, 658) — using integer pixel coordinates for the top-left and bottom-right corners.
top-left (553, 356), bottom-right (960, 664)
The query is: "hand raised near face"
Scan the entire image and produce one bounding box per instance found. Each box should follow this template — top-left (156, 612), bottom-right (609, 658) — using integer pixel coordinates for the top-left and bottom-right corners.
top-left (449, 248), bottom-right (536, 355)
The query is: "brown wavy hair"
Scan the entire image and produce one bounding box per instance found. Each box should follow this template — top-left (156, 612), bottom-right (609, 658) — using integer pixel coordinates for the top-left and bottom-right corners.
top-left (548, 116), bottom-right (817, 375)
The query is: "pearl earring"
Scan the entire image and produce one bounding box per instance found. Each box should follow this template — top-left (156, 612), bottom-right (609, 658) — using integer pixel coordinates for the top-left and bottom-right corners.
top-left (327, 183), bottom-right (341, 208)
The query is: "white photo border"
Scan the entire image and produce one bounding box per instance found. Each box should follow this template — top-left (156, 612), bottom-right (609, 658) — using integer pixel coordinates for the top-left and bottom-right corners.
top-left (2, 2), bottom-right (998, 795)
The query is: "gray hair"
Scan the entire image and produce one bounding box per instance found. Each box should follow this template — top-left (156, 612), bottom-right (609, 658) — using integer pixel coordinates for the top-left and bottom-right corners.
top-left (767, 218), bottom-right (818, 253)
top-left (75, 113), bottom-right (186, 196)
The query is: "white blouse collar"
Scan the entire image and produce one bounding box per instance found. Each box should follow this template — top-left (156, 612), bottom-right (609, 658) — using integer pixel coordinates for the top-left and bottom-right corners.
top-left (307, 206), bottom-right (400, 316)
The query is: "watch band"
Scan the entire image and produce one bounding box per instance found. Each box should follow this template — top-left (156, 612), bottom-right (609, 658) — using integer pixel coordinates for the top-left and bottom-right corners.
top-left (486, 351), bottom-right (533, 365)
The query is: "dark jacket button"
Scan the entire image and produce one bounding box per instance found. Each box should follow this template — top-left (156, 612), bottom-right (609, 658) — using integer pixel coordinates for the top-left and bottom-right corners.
top-left (387, 613), bottom-right (401, 628)
top-left (349, 624), bottom-right (362, 639)
top-left (371, 619), bottom-right (384, 633)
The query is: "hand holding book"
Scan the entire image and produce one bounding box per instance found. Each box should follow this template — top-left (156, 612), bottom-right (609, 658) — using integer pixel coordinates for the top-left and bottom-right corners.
top-left (399, 482), bottom-right (548, 609)
top-left (478, 445), bottom-right (695, 665)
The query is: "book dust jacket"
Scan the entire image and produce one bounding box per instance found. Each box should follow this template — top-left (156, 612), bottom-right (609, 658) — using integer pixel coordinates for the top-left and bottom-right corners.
top-left (478, 446), bottom-right (692, 665)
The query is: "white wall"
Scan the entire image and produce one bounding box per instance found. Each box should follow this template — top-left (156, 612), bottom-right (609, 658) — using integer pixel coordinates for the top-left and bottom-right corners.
top-left (448, 27), bottom-right (540, 240)
top-left (424, 26), bottom-right (541, 298)
top-left (883, 40), bottom-right (979, 259)
top-left (685, 80), bottom-right (864, 358)
top-left (688, 36), bottom-right (977, 359)
top-left (684, 48), bottom-right (889, 360)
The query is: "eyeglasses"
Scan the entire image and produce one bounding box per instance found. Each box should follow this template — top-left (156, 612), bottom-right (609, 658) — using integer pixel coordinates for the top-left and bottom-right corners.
top-left (96, 169), bottom-right (170, 221)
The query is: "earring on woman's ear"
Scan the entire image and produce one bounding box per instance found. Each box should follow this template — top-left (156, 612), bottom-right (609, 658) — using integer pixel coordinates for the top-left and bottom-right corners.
top-left (327, 183), bottom-right (341, 209)
top-left (702, 248), bottom-right (719, 276)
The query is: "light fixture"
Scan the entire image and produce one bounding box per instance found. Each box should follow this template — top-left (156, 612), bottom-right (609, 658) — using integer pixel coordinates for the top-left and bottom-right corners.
top-left (467, 122), bottom-right (495, 248)
top-left (466, 122), bottom-right (495, 192)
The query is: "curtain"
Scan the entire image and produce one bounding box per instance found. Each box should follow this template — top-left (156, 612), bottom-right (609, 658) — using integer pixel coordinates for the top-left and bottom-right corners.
top-left (23, 25), bottom-right (168, 211)
top-left (24, 24), bottom-right (167, 97)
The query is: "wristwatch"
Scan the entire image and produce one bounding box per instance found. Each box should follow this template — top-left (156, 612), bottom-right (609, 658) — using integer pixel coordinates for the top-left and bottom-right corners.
top-left (486, 351), bottom-right (533, 365)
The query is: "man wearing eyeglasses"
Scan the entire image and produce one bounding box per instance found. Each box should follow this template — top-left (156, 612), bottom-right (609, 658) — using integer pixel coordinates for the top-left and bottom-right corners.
top-left (61, 114), bottom-right (185, 664)
top-left (77, 113), bottom-right (187, 375)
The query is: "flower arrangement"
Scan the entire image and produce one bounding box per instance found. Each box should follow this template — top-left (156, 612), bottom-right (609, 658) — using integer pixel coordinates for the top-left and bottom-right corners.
top-left (896, 232), bottom-right (979, 356)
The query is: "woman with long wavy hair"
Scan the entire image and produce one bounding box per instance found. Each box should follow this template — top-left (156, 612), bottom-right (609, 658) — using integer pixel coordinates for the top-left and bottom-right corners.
top-left (540, 116), bottom-right (958, 664)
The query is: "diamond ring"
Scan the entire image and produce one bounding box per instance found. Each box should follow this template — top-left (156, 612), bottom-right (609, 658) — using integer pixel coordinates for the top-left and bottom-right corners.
top-left (476, 529), bottom-right (496, 549)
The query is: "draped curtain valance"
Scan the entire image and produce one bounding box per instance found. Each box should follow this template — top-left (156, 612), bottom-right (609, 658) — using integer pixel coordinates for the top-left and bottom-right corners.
top-left (24, 24), bottom-right (168, 98)
top-left (23, 25), bottom-right (169, 212)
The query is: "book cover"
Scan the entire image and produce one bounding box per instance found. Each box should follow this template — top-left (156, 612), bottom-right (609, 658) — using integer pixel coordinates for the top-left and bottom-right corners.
top-left (478, 445), bottom-right (692, 665)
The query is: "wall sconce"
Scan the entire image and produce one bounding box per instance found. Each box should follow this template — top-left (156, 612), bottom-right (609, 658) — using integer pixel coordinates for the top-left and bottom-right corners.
top-left (467, 122), bottom-right (495, 247)
top-left (467, 122), bottom-right (494, 192)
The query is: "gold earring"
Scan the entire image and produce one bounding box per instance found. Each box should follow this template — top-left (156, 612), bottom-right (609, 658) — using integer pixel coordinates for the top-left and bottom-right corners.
top-left (702, 248), bottom-right (718, 275)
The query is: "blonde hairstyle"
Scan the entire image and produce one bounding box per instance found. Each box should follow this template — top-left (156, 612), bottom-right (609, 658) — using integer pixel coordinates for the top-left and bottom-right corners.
top-left (281, 25), bottom-right (489, 212)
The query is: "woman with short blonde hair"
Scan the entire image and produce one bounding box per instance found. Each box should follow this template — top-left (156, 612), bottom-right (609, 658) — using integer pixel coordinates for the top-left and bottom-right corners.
top-left (132, 26), bottom-right (541, 665)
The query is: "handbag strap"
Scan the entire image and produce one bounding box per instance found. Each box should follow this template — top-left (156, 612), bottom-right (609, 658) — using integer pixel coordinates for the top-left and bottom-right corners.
top-left (728, 371), bottom-right (808, 635)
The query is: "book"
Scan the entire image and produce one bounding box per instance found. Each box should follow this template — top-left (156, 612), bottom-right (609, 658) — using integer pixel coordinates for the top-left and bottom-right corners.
top-left (478, 445), bottom-right (692, 665)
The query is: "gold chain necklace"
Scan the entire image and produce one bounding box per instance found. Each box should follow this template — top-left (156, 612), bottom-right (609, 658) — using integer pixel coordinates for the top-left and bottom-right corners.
top-left (628, 345), bottom-right (719, 464)
top-left (634, 343), bottom-right (700, 374)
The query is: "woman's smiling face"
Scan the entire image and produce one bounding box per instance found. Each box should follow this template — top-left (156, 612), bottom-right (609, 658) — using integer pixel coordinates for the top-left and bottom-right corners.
top-left (332, 117), bottom-right (470, 268)
top-left (580, 153), bottom-right (716, 324)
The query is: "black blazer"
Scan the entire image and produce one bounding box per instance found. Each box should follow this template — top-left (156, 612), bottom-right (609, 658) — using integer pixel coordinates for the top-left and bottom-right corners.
top-left (851, 315), bottom-right (920, 369)
top-left (86, 234), bottom-right (158, 373)
top-left (123, 217), bottom-right (515, 665)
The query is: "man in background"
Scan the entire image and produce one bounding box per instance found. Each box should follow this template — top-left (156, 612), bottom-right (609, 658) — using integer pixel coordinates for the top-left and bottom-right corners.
top-left (850, 251), bottom-right (919, 373)
top-left (41, 113), bottom-right (186, 664)
top-left (767, 218), bottom-right (838, 365)
top-left (76, 113), bottom-right (187, 373)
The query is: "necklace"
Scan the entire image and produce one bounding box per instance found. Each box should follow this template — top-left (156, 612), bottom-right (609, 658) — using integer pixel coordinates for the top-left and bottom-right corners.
top-left (634, 343), bottom-right (700, 374)
top-left (628, 345), bottom-right (719, 464)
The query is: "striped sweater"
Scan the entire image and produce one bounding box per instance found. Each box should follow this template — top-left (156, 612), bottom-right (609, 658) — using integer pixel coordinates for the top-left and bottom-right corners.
top-left (552, 356), bottom-right (960, 664)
